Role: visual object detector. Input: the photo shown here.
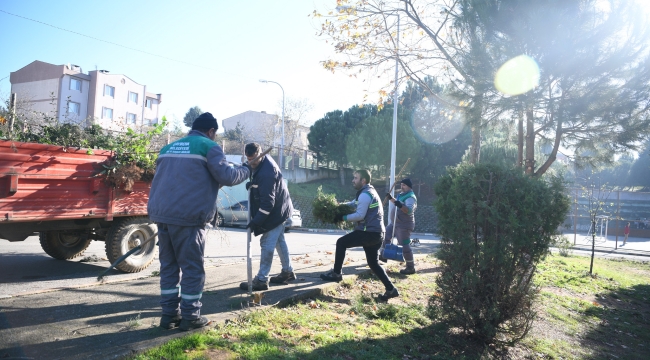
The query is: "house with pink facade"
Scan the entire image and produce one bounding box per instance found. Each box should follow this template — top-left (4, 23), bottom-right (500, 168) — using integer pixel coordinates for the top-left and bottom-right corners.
top-left (10, 60), bottom-right (162, 131)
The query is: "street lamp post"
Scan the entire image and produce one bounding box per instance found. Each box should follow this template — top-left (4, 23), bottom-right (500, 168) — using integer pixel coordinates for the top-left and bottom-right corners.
top-left (259, 79), bottom-right (285, 168)
top-left (336, 6), bottom-right (401, 225)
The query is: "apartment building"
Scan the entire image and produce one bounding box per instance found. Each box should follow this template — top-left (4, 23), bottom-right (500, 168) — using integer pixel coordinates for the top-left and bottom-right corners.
top-left (221, 110), bottom-right (310, 150)
top-left (9, 60), bottom-right (162, 131)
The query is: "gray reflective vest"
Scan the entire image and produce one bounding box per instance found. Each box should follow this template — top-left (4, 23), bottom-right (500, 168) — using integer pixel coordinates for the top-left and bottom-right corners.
top-left (353, 184), bottom-right (385, 233)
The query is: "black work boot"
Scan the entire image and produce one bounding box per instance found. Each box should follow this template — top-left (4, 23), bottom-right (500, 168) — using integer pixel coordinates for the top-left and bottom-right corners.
top-left (400, 267), bottom-right (416, 275)
top-left (379, 287), bottom-right (400, 301)
top-left (270, 270), bottom-right (296, 284)
top-left (320, 269), bottom-right (343, 282)
top-left (179, 316), bottom-right (211, 331)
top-left (240, 278), bottom-right (269, 291)
top-left (159, 314), bottom-right (182, 329)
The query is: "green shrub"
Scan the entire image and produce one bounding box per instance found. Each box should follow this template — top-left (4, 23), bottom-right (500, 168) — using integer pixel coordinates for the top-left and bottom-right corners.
top-left (431, 163), bottom-right (570, 345)
top-left (552, 235), bottom-right (573, 257)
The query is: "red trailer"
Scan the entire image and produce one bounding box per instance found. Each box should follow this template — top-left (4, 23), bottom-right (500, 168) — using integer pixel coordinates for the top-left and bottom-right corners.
top-left (0, 140), bottom-right (156, 273)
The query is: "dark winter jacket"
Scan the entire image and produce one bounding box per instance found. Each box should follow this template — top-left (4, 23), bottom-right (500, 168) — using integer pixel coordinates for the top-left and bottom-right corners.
top-left (148, 130), bottom-right (250, 226)
top-left (249, 155), bottom-right (293, 236)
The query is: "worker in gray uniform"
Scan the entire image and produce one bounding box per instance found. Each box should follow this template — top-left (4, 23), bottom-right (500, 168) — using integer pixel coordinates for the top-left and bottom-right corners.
top-left (320, 169), bottom-right (399, 301)
top-left (148, 113), bottom-right (250, 331)
top-left (382, 178), bottom-right (418, 274)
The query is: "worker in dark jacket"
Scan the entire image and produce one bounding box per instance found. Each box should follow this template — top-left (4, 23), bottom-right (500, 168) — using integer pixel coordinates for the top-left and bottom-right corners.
top-left (239, 142), bottom-right (295, 291)
top-left (148, 112), bottom-right (250, 331)
top-left (320, 169), bottom-right (399, 302)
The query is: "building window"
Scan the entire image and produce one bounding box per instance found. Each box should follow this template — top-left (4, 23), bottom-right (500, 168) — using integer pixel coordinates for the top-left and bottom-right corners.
top-left (104, 85), bottom-right (115, 97)
top-left (145, 98), bottom-right (153, 109)
top-left (70, 78), bottom-right (81, 91)
top-left (129, 91), bottom-right (138, 104)
top-left (68, 102), bottom-right (80, 115)
top-left (102, 107), bottom-right (113, 120)
top-left (144, 118), bottom-right (152, 126)
top-left (126, 113), bottom-right (137, 124)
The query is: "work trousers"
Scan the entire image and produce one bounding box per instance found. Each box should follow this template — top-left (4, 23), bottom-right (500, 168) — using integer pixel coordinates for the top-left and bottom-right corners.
top-left (383, 223), bottom-right (415, 269)
top-left (256, 223), bottom-right (293, 282)
top-left (158, 223), bottom-right (206, 320)
top-left (333, 230), bottom-right (395, 291)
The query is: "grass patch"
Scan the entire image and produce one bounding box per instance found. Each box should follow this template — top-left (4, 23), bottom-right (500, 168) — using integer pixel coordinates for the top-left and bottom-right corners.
top-left (133, 254), bottom-right (650, 359)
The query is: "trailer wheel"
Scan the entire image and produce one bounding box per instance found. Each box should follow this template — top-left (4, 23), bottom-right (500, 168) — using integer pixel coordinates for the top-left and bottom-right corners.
top-left (105, 217), bottom-right (157, 273)
top-left (39, 231), bottom-right (93, 260)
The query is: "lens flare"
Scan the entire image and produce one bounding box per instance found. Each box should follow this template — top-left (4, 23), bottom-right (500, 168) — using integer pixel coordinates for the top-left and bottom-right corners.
top-left (410, 96), bottom-right (466, 145)
top-left (494, 55), bottom-right (540, 96)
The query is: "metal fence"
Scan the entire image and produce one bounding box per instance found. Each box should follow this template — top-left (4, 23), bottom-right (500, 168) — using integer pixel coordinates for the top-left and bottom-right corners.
top-left (563, 188), bottom-right (650, 252)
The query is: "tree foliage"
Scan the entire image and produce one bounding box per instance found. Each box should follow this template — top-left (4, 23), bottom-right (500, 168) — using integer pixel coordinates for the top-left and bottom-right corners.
top-left (182, 106), bottom-right (202, 128)
top-left (316, 0), bottom-right (650, 175)
top-left (308, 106), bottom-right (376, 162)
top-left (345, 107), bottom-right (419, 173)
top-left (432, 163), bottom-right (570, 344)
top-left (627, 142), bottom-right (650, 189)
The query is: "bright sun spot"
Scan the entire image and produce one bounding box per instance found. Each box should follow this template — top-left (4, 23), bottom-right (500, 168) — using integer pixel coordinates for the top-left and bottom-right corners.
top-left (494, 55), bottom-right (540, 96)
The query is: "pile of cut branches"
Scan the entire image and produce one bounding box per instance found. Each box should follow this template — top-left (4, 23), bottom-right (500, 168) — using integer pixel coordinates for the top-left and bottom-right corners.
top-left (312, 186), bottom-right (355, 229)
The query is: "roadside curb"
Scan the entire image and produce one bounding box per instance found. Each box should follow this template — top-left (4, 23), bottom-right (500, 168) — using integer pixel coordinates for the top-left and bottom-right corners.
top-left (291, 227), bottom-right (438, 237)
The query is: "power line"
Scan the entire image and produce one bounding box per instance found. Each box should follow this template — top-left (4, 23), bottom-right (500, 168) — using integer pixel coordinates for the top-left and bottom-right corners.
top-left (0, 9), bottom-right (222, 73)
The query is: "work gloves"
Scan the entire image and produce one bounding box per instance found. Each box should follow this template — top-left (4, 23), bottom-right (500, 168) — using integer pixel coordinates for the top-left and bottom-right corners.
top-left (334, 213), bottom-right (344, 222)
top-left (385, 193), bottom-right (403, 208)
top-left (246, 218), bottom-right (266, 236)
top-left (245, 181), bottom-right (252, 191)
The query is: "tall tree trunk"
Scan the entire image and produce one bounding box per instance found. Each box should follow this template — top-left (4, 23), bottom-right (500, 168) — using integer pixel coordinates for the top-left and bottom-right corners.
top-left (535, 114), bottom-right (563, 177)
top-left (517, 108), bottom-right (524, 168)
top-left (468, 92), bottom-right (484, 164)
top-left (524, 108), bottom-right (535, 175)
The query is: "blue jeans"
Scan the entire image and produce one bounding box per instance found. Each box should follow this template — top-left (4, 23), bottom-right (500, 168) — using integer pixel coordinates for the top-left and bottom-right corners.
top-left (256, 223), bottom-right (293, 282)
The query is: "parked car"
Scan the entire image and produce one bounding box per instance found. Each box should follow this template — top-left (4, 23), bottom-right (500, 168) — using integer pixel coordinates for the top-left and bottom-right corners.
top-left (215, 201), bottom-right (302, 232)
top-left (215, 179), bottom-right (302, 232)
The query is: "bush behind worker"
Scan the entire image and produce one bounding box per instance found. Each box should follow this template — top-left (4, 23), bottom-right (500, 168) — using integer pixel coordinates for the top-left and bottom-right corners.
top-left (240, 142), bottom-right (295, 291)
top-left (148, 112), bottom-right (250, 331)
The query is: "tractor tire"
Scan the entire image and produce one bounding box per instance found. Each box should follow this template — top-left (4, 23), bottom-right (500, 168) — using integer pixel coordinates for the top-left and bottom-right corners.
top-left (105, 217), bottom-right (157, 273)
top-left (39, 231), bottom-right (92, 260)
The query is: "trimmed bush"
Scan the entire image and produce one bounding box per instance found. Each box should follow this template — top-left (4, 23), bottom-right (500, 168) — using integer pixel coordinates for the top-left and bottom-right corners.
top-left (431, 163), bottom-right (570, 345)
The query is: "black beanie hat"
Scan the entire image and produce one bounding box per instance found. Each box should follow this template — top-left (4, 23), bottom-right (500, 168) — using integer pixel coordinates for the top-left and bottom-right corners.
top-left (400, 178), bottom-right (413, 188)
top-left (192, 112), bottom-right (219, 130)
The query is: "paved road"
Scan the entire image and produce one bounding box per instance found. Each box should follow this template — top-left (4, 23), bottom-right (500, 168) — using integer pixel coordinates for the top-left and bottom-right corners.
top-left (0, 228), bottom-right (440, 360)
top-left (0, 228), bottom-right (440, 298)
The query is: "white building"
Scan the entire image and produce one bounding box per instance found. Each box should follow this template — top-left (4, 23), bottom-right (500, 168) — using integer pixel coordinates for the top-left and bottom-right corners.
top-left (221, 110), bottom-right (310, 150)
top-left (9, 60), bottom-right (162, 131)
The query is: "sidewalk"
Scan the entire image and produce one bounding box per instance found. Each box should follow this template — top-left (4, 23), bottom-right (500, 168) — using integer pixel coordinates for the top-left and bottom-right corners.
top-left (567, 233), bottom-right (650, 256)
top-left (0, 248), bottom-right (423, 360)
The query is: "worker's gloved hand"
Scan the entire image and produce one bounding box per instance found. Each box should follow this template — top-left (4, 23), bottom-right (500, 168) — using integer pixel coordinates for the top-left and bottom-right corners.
top-left (334, 213), bottom-right (344, 222)
top-left (394, 200), bottom-right (403, 209)
top-left (245, 181), bottom-right (252, 191)
top-left (246, 218), bottom-right (265, 235)
top-left (385, 193), bottom-right (394, 201)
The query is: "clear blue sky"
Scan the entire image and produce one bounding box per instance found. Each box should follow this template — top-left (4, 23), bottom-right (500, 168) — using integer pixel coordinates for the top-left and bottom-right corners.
top-left (0, 0), bottom-right (375, 129)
